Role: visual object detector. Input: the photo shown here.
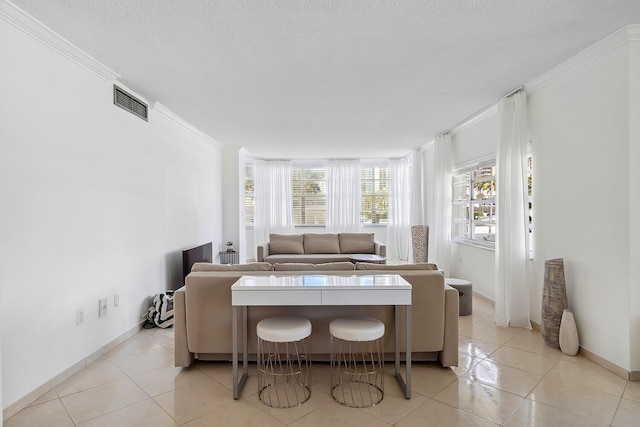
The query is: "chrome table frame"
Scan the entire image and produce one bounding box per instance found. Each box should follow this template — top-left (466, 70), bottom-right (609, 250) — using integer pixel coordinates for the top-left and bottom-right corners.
top-left (231, 274), bottom-right (412, 399)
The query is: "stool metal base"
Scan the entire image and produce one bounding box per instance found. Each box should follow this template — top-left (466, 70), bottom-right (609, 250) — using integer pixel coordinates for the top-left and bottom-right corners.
top-left (330, 336), bottom-right (384, 407)
top-left (257, 339), bottom-right (311, 408)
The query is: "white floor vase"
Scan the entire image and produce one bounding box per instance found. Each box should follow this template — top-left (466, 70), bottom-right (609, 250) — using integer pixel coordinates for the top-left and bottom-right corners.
top-left (559, 309), bottom-right (579, 356)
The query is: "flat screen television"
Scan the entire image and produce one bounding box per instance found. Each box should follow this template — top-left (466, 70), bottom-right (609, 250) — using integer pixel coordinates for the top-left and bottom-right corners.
top-left (182, 242), bottom-right (213, 283)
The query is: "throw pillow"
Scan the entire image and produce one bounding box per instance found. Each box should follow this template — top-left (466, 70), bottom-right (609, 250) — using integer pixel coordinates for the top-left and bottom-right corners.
top-left (269, 234), bottom-right (305, 254)
top-left (303, 234), bottom-right (340, 254)
top-left (339, 233), bottom-right (375, 254)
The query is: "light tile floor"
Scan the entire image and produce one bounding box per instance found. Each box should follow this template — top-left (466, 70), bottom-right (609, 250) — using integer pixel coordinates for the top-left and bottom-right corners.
top-left (7, 297), bottom-right (640, 426)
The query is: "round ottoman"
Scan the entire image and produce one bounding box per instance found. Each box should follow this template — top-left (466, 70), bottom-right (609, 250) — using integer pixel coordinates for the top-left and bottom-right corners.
top-left (445, 278), bottom-right (473, 316)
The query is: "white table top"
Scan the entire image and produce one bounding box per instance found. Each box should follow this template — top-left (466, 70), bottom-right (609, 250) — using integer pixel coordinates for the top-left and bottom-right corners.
top-left (231, 274), bottom-right (411, 306)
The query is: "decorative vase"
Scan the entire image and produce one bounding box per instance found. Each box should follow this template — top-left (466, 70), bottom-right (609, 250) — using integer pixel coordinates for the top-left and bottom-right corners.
top-left (559, 309), bottom-right (579, 356)
top-left (411, 225), bottom-right (429, 263)
top-left (541, 258), bottom-right (568, 349)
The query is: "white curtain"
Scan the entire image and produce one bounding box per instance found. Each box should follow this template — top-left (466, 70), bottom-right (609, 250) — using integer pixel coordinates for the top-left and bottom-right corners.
top-left (411, 148), bottom-right (426, 226)
top-left (387, 157), bottom-right (412, 260)
top-left (326, 159), bottom-right (362, 232)
top-left (253, 160), bottom-right (294, 249)
top-left (432, 134), bottom-right (452, 274)
top-left (495, 91), bottom-right (531, 329)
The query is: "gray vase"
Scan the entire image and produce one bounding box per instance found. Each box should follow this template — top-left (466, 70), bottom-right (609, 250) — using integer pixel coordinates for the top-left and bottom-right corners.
top-left (411, 225), bottom-right (429, 263)
top-left (541, 258), bottom-right (568, 349)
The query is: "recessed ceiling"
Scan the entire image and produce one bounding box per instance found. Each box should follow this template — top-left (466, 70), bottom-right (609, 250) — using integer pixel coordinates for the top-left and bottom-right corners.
top-left (9, 0), bottom-right (640, 158)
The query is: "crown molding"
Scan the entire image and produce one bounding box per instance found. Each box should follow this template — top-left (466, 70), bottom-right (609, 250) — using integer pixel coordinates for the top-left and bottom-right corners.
top-left (526, 24), bottom-right (640, 91)
top-left (153, 102), bottom-right (224, 149)
top-left (0, 0), bottom-right (119, 82)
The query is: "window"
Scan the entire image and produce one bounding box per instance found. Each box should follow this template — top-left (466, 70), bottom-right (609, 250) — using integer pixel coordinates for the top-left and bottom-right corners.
top-left (452, 160), bottom-right (496, 247)
top-left (361, 166), bottom-right (389, 224)
top-left (244, 164), bottom-right (254, 226)
top-left (292, 167), bottom-right (326, 226)
top-left (244, 162), bottom-right (390, 227)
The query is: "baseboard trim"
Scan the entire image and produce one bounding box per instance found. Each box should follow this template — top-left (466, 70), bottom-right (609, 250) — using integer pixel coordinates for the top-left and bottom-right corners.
top-left (472, 291), bottom-right (494, 306)
top-left (530, 320), bottom-right (541, 333)
top-left (630, 371), bottom-right (640, 382)
top-left (578, 346), bottom-right (631, 381)
top-left (3, 321), bottom-right (144, 421)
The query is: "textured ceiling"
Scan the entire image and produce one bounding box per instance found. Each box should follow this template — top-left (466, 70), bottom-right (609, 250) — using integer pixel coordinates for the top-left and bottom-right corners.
top-left (9, 0), bottom-right (640, 158)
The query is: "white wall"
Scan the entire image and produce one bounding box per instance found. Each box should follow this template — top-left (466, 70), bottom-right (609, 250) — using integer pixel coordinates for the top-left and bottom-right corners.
top-left (527, 40), bottom-right (631, 369)
top-left (0, 16), bottom-right (223, 408)
top-left (433, 27), bottom-right (638, 372)
top-left (630, 39), bottom-right (640, 375)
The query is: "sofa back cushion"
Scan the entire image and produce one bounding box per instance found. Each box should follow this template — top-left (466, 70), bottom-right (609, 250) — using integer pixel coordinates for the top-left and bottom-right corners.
top-left (272, 261), bottom-right (355, 271)
top-left (339, 233), bottom-right (375, 254)
top-left (355, 262), bottom-right (438, 270)
top-left (272, 263), bottom-right (316, 271)
top-left (269, 234), bottom-right (304, 254)
top-left (191, 262), bottom-right (273, 272)
top-left (314, 261), bottom-right (355, 270)
top-left (304, 233), bottom-right (340, 254)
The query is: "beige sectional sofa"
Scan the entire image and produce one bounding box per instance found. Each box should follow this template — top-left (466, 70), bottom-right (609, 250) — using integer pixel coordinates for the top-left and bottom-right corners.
top-left (257, 232), bottom-right (386, 264)
top-left (174, 261), bottom-right (459, 368)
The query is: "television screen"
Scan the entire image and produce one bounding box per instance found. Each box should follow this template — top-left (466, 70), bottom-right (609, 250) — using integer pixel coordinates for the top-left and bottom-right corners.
top-left (182, 242), bottom-right (213, 283)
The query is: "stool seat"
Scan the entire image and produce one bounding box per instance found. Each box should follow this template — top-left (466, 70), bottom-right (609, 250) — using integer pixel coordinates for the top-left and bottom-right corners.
top-left (329, 317), bottom-right (385, 342)
top-left (257, 316), bottom-right (312, 342)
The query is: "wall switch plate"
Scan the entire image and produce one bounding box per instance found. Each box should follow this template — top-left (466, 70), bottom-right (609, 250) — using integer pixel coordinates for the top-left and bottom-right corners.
top-left (99, 298), bottom-right (108, 317)
top-left (76, 308), bottom-right (84, 325)
top-left (114, 294), bottom-right (119, 307)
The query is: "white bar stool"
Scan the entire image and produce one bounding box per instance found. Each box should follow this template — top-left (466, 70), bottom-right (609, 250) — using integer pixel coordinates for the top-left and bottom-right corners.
top-left (329, 317), bottom-right (385, 407)
top-left (257, 316), bottom-right (312, 408)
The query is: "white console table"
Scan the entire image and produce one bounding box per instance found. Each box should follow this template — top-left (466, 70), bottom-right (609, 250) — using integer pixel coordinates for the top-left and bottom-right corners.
top-left (231, 274), bottom-right (412, 399)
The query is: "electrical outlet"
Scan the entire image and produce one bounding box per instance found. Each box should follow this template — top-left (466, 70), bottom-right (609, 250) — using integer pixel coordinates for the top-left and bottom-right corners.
top-left (76, 308), bottom-right (84, 325)
top-left (99, 298), bottom-right (108, 317)
top-left (114, 293), bottom-right (119, 307)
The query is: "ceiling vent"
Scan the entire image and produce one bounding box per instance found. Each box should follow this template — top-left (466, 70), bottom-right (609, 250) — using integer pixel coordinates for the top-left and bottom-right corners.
top-left (113, 85), bottom-right (148, 121)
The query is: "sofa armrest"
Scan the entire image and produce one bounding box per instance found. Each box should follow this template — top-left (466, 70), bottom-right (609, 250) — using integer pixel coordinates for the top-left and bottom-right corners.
top-left (173, 286), bottom-right (194, 367)
top-left (438, 285), bottom-right (460, 367)
top-left (257, 242), bottom-right (270, 262)
top-left (374, 241), bottom-right (386, 261)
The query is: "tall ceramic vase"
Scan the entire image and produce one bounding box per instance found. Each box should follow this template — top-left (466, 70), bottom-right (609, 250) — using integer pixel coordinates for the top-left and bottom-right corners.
top-left (541, 258), bottom-right (568, 349)
top-left (411, 225), bottom-right (429, 263)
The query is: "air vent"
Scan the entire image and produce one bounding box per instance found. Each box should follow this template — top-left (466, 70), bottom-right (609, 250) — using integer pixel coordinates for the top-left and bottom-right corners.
top-left (113, 85), bottom-right (148, 121)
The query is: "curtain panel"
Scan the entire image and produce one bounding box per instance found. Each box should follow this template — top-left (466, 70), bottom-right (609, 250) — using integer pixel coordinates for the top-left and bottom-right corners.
top-left (253, 160), bottom-right (294, 250)
top-left (432, 134), bottom-right (452, 274)
top-left (495, 91), bottom-right (531, 329)
top-left (387, 156), bottom-right (412, 260)
top-left (326, 159), bottom-right (362, 233)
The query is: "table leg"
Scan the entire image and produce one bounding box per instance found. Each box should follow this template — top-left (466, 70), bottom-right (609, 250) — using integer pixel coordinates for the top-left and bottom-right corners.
top-left (232, 305), bottom-right (248, 399)
top-left (394, 305), bottom-right (412, 399)
top-left (243, 305), bottom-right (248, 378)
top-left (406, 305), bottom-right (411, 399)
top-left (232, 305), bottom-right (238, 399)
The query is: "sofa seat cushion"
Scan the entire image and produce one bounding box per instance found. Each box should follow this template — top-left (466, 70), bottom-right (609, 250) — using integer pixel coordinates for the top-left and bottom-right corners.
top-left (269, 234), bottom-right (304, 254)
top-left (304, 233), bottom-right (340, 254)
top-left (264, 254), bottom-right (351, 264)
top-left (339, 233), bottom-right (375, 254)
